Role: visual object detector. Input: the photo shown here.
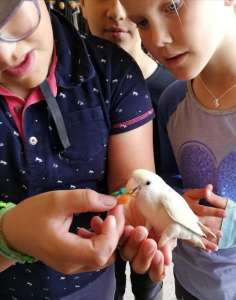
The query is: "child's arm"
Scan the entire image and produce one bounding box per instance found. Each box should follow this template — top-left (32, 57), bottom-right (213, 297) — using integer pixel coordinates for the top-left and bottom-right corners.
top-left (107, 121), bottom-right (155, 192)
top-left (107, 121), bottom-right (174, 281)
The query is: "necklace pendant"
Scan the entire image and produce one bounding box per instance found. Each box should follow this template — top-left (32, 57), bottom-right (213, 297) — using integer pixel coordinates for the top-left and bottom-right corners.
top-left (213, 98), bottom-right (220, 108)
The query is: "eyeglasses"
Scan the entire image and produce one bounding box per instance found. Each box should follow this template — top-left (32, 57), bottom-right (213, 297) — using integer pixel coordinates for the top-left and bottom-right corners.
top-left (0, 0), bottom-right (41, 43)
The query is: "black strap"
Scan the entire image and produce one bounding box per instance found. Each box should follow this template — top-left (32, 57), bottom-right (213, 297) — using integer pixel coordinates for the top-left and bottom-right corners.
top-left (40, 80), bottom-right (71, 149)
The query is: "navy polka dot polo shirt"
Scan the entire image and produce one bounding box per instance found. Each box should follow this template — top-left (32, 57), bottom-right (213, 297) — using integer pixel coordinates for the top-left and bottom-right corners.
top-left (0, 11), bottom-right (154, 300)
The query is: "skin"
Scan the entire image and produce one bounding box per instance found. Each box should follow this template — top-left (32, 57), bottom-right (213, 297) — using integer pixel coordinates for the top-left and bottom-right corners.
top-left (80, 0), bottom-right (222, 274)
top-left (121, 0), bottom-right (235, 235)
top-left (80, 0), bottom-right (157, 79)
top-left (120, 0), bottom-right (235, 78)
top-left (0, 0), bottom-right (163, 281)
top-left (183, 185), bottom-right (227, 248)
top-left (0, 0), bottom-right (53, 98)
top-left (80, 0), bottom-right (176, 279)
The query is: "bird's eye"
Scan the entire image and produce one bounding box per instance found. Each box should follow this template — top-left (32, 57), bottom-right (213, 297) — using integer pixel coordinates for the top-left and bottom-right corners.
top-left (146, 181), bottom-right (151, 185)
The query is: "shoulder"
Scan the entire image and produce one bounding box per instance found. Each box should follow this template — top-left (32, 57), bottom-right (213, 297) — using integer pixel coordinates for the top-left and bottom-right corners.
top-left (157, 65), bottom-right (176, 84)
top-left (84, 35), bottom-right (145, 81)
top-left (158, 80), bottom-right (187, 124)
top-left (146, 65), bottom-right (175, 103)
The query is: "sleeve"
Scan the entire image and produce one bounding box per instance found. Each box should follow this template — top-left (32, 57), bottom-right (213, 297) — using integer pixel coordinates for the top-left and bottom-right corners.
top-left (157, 82), bottom-right (185, 192)
top-left (219, 198), bottom-right (236, 249)
top-left (109, 52), bottom-right (155, 135)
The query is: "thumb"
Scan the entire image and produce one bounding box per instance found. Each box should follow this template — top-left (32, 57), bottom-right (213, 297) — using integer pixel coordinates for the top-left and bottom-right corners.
top-left (205, 184), bottom-right (213, 198)
top-left (58, 189), bottom-right (117, 215)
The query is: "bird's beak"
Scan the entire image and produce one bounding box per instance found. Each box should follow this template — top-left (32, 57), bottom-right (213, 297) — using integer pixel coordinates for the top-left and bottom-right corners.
top-left (125, 177), bottom-right (140, 197)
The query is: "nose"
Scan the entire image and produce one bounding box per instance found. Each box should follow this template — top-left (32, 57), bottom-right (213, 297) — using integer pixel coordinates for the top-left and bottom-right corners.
top-left (0, 42), bottom-right (17, 68)
top-left (149, 20), bottom-right (173, 48)
top-left (106, 0), bottom-right (127, 21)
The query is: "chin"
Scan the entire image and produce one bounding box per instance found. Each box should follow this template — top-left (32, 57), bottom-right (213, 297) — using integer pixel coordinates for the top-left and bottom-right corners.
top-left (23, 74), bottom-right (47, 90)
top-left (171, 67), bottom-right (201, 81)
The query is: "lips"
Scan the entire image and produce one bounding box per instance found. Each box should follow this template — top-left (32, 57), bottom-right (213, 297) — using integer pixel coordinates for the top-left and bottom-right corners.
top-left (166, 52), bottom-right (187, 61)
top-left (105, 26), bottom-right (128, 34)
top-left (164, 52), bottom-right (189, 67)
top-left (4, 51), bottom-right (34, 77)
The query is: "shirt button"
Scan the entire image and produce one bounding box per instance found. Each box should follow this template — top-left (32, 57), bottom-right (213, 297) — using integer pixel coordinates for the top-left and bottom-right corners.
top-left (14, 105), bottom-right (23, 114)
top-left (29, 136), bottom-right (38, 146)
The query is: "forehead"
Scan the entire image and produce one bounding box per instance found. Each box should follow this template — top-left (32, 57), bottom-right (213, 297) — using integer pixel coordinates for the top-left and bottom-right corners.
top-left (121, 0), bottom-right (158, 16)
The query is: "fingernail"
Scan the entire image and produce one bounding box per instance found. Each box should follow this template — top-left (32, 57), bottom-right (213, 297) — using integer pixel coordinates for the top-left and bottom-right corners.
top-left (134, 230), bottom-right (146, 243)
top-left (99, 194), bottom-right (117, 206)
top-left (145, 242), bottom-right (156, 255)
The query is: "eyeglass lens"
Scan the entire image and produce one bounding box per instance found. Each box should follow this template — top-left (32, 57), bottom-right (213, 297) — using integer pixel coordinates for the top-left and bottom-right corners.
top-left (0, 0), bottom-right (40, 42)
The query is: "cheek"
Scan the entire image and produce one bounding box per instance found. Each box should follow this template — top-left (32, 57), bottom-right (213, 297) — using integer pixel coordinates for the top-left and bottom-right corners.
top-left (87, 15), bottom-right (103, 36)
top-left (140, 33), bottom-right (159, 58)
top-left (139, 32), bottom-right (151, 48)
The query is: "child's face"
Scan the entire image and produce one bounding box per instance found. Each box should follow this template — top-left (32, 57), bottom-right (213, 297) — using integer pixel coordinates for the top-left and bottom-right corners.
top-left (121, 0), bottom-right (233, 79)
top-left (80, 0), bottom-right (141, 53)
top-left (0, 0), bottom-right (53, 95)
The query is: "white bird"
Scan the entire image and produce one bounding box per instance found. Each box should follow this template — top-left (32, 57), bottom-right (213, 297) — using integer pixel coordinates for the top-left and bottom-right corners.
top-left (125, 169), bottom-right (216, 250)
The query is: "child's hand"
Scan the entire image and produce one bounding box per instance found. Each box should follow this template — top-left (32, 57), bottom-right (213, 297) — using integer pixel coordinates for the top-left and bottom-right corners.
top-left (2, 189), bottom-right (125, 274)
top-left (119, 197), bottom-right (176, 282)
top-left (200, 190), bottom-right (228, 246)
top-left (183, 185), bottom-right (227, 248)
top-left (183, 184), bottom-right (226, 218)
top-left (82, 213), bottom-right (173, 282)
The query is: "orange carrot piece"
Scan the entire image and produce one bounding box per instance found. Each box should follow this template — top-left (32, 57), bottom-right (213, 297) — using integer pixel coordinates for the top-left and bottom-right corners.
top-left (117, 194), bottom-right (131, 204)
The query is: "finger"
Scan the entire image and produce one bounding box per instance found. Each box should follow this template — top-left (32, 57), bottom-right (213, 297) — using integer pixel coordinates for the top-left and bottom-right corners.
top-left (160, 239), bottom-right (176, 265)
top-left (191, 203), bottom-right (226, 218)
top-left (202, 237), bottom-right (218, 252)
top-left (62, 215), bottom-right (120, 268)
top-left (77, 228), bottom-right (95, 238)
top-left (148, 251), bottom-right (165, 282)
top-left (90, 216), bottom-right (104, 234)
top-left (118, 225), bottom-right (134, 247)
top-left (183, 187), bottom-right (208, 200)
top-left (205, 184), bottom-right (213, 197)
top-left (77, 216), bottom-right (104, 237)
top-left (131, 239), bottom-right (157, 274)
top-left (108, 205), bottom-right (126, 235)
top-left (200, 221), bottom-right (222, 241)
top-left (57, 189), bottom-right (117, 215)
top-left (120, 226), bottom-right (149, 261)
top-left (206, 192), bottom-right (227, 210)
top-left (80, 215), bottom-right (121, 268)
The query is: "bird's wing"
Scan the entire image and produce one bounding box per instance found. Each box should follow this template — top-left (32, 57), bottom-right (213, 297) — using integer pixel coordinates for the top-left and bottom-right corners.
top-left (160, 189), bottom-right (204, 236)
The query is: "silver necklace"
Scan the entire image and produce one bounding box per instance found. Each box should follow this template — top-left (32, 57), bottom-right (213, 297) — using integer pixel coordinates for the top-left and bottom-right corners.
top-left (198, 75), bottom-right (236, 108)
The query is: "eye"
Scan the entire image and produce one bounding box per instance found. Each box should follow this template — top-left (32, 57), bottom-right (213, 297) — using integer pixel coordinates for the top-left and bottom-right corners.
top-left (146, 181), bottom-right (151, 186)
top-left (136, 19), bottom-right (149, 29)
top-left (164, 0), bottom-right (184, 13)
